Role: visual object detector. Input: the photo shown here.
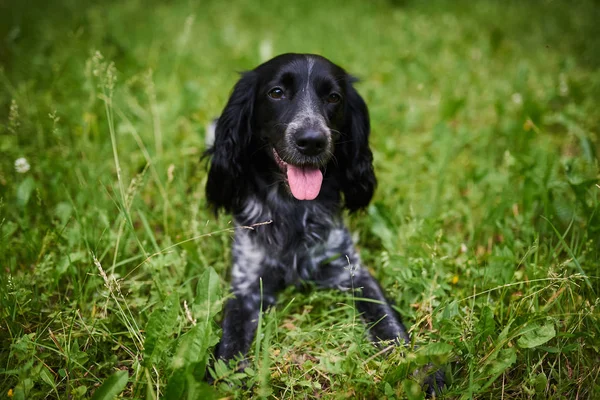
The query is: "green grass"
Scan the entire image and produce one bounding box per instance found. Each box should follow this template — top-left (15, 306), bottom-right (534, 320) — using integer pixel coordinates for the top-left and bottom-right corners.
top-left (1, 0), bottom-right (599, 398)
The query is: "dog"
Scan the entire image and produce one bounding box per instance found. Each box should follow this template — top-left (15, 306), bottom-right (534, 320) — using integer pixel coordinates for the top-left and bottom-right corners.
top-left (205, 53), bottom-right (445, 396)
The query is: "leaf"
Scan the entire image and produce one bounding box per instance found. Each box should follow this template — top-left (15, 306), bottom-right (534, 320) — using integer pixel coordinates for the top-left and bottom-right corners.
top-left (56, 251), bottom-right (86, 277)
top-left (16, 177), bottom-right (35, 207)
top-left (186, 381), bottom-right (220, 400)
top-left (533, 372), bottom-right (548, 394)
top-left (165, 370), bottom-right (220, 400)
top-left (442, 300), bottom-right (459, 320)
top-left (40, 367), bottom-right (55, 388)
top-left (167, 268), bottom-right (223, 396)
top-left (194, 267), bottom-right (222, 320)
top-left (418, 342), bottom-right (453, 357)
top-left (474, 347), bottom-right (517, 392)
top-left (487, 347), bottom-right (516, 376)
top-left (164, 370), bottom-right (186, 400)
top-left (402, 379), bottom-right (424, 400)
top-left (171, 321), bottom-right (211, 369)
top-left (91, 370), bottom-right (128, 400)
top-left (72, 385), bottom-right (87, 398)
top-left (479, 347), bottom-right (517, 392)
top-left (517, 321), bottom-right (556, 349)
top-left (12, 386), bottom-right (26, 400)
top-left (384, 382), bottom-right (395, 397)
top-left (477, 306), bottom-right (496, 339)
top-left (143, 292), bottom-right (180, 367)
top-left (415, 342), bottom-right (453, 367)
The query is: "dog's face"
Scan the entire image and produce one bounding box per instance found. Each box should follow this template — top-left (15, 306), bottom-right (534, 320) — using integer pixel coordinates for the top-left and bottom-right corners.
top-left (253, 54), bottom-right (347, 200)
top-left (206, 53), bottom-right (376, 213)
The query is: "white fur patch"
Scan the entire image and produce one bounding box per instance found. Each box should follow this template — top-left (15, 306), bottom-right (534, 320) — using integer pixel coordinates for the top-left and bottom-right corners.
top-left (232, 231), bottom-right (265, 295)
top-left (205, 119), bottom-right (217, 148)
top-left (241, 196), bottom-right (269, 222)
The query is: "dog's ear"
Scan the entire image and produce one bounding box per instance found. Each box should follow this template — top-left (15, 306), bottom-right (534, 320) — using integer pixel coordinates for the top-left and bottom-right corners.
top-left (206, 71), bottom-right (257, 213)
top-left (337, 78), bottom-right (377, 212)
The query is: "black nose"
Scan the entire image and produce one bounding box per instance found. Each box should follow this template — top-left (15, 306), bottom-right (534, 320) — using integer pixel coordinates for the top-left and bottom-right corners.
top-left (295, 130), bottom-right (328, 156)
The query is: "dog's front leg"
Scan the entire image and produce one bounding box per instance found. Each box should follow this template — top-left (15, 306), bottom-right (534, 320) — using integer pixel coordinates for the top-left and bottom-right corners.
top-left (348, 269), bottom-right (411, 344)
top-left (213, 229), bottom-right (280, 365)
top-left (214, 283), bottom-right (277, 364)
top-left (316, 257), bottom-right (445, 396)
top-left (313, 235), bottom-right (411, 344)
top-left (215, 291), bottom-right (258, 363)
top-left (351, 270), bottom-right (445, 396)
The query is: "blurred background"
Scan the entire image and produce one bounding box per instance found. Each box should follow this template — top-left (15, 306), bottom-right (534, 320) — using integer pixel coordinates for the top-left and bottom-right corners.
top-left (1, 0), bottom-right (599, 398)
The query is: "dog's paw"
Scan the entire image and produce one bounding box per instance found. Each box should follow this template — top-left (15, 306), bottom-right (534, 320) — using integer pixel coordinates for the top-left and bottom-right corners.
top-left (421, 368), bottom-right (445, 398)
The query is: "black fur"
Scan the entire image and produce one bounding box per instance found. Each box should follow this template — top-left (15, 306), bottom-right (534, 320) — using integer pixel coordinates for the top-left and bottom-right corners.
top-left (337, 77), bottom-right (376, 211)
top-left (205, 53), bottom-right (444, 397)
top-left (205, 71), bottom-right (257, 212)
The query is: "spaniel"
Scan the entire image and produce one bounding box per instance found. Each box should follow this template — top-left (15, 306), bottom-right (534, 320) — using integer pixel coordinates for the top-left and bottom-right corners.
top-left (206, 53), bottom-right (444, 396)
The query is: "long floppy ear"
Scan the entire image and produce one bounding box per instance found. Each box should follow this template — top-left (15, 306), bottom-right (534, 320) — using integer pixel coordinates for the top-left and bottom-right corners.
top-left (337, 79), bottom-right (377, 212)
top-left (205, 71), bottom-right (257, 213)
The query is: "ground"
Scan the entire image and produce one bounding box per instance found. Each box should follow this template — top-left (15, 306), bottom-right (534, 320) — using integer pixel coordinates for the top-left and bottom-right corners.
top-left (1, 0), bottom-right (599, 398)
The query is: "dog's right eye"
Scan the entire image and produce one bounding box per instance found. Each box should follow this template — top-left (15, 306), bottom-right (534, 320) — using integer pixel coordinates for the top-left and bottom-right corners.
top-left (268, 87), bottom-right (285, 100)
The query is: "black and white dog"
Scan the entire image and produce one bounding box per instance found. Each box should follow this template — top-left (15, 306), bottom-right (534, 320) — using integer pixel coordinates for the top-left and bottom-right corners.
top-left (206, 53), bottom-right (444, 396)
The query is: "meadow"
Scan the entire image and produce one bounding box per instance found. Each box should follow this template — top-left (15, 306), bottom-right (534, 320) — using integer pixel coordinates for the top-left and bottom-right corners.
top-left (1, 0), bottom-right (599, 398)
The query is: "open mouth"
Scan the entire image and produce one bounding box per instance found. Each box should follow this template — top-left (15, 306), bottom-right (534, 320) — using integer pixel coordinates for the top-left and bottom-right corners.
top-left (273, 149), bottom-right (323, 201)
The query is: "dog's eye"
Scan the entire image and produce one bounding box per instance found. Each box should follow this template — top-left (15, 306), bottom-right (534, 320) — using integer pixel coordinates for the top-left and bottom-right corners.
top-left (326, 93), bottom-right (341, 104)
top-left (268, 87), bottom-right (285, 100)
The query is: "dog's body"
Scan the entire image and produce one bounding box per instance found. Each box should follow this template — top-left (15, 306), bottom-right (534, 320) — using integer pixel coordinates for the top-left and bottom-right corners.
top-left (206, 54), bottom-right (444, 396)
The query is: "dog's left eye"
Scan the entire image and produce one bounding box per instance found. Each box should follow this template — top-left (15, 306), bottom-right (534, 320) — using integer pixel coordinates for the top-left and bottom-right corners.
top-left (326, 93), bottom-right (341, 104)
top-left (268, 87), bottom-right (285, 99)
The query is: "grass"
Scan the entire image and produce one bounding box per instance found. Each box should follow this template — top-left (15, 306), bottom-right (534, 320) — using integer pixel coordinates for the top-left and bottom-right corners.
top-left (1, 0), bottom-right (599, 398)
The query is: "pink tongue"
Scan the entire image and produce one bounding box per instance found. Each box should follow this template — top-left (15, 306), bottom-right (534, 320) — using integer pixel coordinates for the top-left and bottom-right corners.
top-left (287, 166), bottom-right (323, 200)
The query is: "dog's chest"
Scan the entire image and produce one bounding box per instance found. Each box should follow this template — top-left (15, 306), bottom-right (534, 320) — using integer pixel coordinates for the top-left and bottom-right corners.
top-left (231, 224), bottom-right (350, 289)
top-left (231, 196), bottom-right (350, 290)
top-left (236, 195), bottom-right (337, 248)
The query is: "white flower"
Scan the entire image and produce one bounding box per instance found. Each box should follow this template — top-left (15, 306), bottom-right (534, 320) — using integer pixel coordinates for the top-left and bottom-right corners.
top-left (14, 157), bottom-right (30, 173)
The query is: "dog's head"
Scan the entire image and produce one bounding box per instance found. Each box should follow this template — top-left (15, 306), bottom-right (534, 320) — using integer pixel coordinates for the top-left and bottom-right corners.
top-left (206, 53), bottom-right (376, 212)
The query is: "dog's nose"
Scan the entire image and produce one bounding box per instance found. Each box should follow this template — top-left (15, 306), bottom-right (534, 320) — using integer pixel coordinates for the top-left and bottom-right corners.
top-left (295, 130), bottom-right (328, 156)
